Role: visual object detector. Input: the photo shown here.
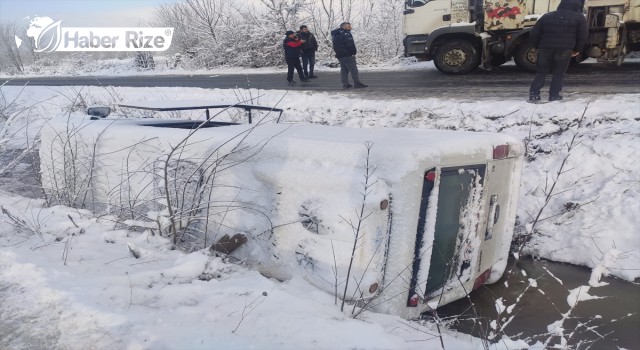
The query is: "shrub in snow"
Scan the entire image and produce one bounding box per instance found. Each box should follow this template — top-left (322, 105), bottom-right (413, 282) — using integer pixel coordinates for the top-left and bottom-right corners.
top-left (135, 52), bottom-right (156, 70)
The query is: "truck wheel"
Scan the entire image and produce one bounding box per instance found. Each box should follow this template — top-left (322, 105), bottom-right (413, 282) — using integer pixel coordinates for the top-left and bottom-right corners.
top-left (514, 41), bottom-right (537, 72)
top-left (433, 40), bottom-right (480, 74)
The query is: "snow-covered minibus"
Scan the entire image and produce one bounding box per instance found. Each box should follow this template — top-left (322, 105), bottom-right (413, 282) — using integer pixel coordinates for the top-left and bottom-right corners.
top-left (40, 103), bottom-right (523, 319)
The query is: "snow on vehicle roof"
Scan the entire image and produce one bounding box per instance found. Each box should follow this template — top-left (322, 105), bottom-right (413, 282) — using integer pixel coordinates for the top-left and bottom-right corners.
top-left (97, 117), bottom-right (522, 155)
top-left (64, 117), bottom-right (522, 185)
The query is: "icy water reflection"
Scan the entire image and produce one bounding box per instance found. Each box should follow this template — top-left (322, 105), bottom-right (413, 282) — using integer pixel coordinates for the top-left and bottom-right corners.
top-left (434, 257), bottom-right (640, 349)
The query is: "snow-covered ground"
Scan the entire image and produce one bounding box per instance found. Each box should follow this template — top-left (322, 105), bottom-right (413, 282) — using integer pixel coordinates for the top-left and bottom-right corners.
top-left (1, 85), bottom-right (638, 349)
top-left (1, 55), bottom-right (637, 79)
top-left (0, 56), bottom-right (438, 78)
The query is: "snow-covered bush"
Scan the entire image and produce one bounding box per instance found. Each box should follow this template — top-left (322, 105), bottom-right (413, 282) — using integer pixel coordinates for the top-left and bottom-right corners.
top-left (0, 84), bottom-right (39, 176)
top-left (152, 0), bottom-right (406, 69)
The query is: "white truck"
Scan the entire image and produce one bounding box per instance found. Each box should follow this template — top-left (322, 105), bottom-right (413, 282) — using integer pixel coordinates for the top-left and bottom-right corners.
top-left (40, 103), bottom-right (524, 318)
top-left (403, 0), bottom-right (640, 74)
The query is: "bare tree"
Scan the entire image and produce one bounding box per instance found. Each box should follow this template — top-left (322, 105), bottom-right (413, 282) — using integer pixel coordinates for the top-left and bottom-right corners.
top-left (259, 0), bottom-right (307, 32)
top-left (154, 2), bottom-right (202, 55)
top-left (184, 0), bottom-right (235, 43)
top-left (0, 22), bottom-right (25, 73)
top-left (339, 142), bottom-right (376, 312)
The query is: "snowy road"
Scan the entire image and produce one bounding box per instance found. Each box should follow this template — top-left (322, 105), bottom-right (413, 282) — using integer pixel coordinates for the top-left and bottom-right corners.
top-left (2, 61), bottom-right (639, 99)
top-left (0, 282), bottom-right (63, 349)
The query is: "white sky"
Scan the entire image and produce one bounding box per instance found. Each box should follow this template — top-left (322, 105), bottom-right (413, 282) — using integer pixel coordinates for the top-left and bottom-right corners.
top-left (0, 0), bottom-right (166, 26)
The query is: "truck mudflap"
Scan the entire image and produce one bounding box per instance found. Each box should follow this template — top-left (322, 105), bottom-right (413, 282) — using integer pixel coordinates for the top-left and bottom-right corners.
top-left (480, 28), bottom-right (536, 70)
top-left (504, 27), bottom-right (533, 57)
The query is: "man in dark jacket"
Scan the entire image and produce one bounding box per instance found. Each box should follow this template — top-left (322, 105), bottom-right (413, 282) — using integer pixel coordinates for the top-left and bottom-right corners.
top-left (331, 22), bottom-right (367, 89)
top-left (528, 0), bottom-right (588, 101)
top-left (297, 25), bottom-right (319, 79)
top-left (283, 30), bottom-right (308, 86)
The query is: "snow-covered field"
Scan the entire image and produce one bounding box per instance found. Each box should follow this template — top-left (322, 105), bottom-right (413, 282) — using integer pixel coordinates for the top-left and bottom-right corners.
top-left (0, 55), bottom-right (436, 78)
top-left (1, 84), bottom-right (638, 349)
top-left (1, 55), bottom-right (636, 79)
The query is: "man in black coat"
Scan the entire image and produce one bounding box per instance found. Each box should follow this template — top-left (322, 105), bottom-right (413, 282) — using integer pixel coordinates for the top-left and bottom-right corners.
top-left (283, 30), bottom-right (308, 86)
top-left (331, 22), bottom-right (367, 89)
top-left (297, 25), bottom-right (319, 79)
top-left (528, 0), bottom-right (588, 101)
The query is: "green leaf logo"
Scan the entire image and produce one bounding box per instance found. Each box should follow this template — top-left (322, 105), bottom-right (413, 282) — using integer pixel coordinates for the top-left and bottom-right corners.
top-left (34, 20), bottom-right (62, 53)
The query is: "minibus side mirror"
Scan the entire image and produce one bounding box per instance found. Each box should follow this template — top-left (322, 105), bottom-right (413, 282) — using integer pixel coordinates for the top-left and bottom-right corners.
top-left (87, 107), bottom-right (111, 119)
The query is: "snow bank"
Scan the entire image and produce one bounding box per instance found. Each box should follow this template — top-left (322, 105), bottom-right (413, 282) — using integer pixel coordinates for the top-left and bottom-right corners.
top-left (1, 189), bottom-right (490, 350)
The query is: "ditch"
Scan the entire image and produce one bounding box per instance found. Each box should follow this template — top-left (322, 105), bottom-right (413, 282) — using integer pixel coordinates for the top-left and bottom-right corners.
top-left (435, 257), bottom-right (640, 349)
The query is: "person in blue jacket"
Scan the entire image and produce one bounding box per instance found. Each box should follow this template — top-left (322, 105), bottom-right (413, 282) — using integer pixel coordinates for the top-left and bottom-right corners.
top-left (331, 22), bottom-right (368, 89)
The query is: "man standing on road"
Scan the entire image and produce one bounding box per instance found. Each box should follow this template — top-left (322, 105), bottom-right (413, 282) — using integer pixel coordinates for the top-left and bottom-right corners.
top-left (528, 0), bottom-right (588, 102)
top-left (283, 30), bottom-right (308, 86)
top-left (297, 25), bottom-right (319, 79)
top-left (331, 22), bottom-right (368, 89)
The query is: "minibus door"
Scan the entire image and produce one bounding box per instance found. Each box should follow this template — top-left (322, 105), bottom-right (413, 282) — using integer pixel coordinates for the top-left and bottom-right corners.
top-left (407, 165), bottom-right (486, 306)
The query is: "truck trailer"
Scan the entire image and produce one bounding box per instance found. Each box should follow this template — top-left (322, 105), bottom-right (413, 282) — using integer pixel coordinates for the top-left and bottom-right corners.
top-left (403, 0), bottom-right (640, 74)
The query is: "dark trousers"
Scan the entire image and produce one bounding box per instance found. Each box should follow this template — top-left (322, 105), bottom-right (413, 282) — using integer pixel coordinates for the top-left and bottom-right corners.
top-left (286, 57), bottom-right (305, 82)
top-left (301, 50), bottom-right (316, 77)
top-left (529, 48), bottom-right (572, 98)
top-left (337, 55), bottom-right (361, 85)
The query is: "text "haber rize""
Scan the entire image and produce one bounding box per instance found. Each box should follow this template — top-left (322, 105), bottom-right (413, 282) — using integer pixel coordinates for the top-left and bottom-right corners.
top-left (64, 31), bottom-right (166, 49)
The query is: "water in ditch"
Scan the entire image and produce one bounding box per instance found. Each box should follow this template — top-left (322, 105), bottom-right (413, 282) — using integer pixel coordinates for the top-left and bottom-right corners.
top-left (434, 257), bottom-right (640, 349)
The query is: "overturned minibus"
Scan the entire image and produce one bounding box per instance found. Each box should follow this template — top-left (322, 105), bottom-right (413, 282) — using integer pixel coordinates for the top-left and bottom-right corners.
top-left (40, 103), bottom-right (523, 319)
